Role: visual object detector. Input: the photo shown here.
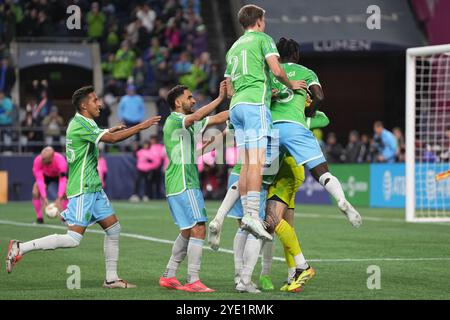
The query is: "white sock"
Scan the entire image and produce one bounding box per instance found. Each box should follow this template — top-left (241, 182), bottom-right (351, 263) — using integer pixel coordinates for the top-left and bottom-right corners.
top-left (20, 231), bottom-right (82, 255)
top-left (241, 234), bottom-right (262, 284)
top-left (319, 172), bottom-right (346, 202)
top-left (247, 191), bottom-right (260, 218)
top-left (164, 233), bottom-right (189, 278)
top-left (241, 195), bottom-right (248, 216)
top-left (288, 267), bottom-right (296, 283)
top-left (216, 181), bottom-right (240, 223)
top-left (233, 228), bottom-right (248, 279)
top-left (260, 239), bottom-right (274, 276)
top-left (294, 253), bottom-right (309, 270)
top-left (104, 222), bottom-right (121, 282)
top-left (187, 237), bottom-right (204, 283)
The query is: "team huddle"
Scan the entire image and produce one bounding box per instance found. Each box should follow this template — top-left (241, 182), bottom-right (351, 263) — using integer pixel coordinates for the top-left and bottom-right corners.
top-left (6, 4), bottom-right (361, 293)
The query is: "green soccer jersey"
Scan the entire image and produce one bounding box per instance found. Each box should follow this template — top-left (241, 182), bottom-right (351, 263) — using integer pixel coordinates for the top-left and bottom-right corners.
top-left (225, 30), bottom-right (279, 110)
top-left (163, 112), bottom-right (209, 196)
top-left (270, 63), bottom-right (320, 127)
top-left (65, 113), bottom-right (107, 198)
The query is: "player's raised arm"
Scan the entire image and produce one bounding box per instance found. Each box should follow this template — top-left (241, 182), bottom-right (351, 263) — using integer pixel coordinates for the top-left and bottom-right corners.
top-left (205, 111), bottom-right (229, 128)
top-left (184, 80), bottom-right (227, 128)
top-left (308, 85), bottom-right (325, 115)
top-left (100, 116), bottom-right (161, 144)
top-left (266, 55), bottom-right (307, 91)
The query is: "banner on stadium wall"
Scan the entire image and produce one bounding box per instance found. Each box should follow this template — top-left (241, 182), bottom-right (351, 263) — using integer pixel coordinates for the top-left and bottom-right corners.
top-left (329, 164), bottom-right (370, 206)
top-left (17, 43), bottom-right (93, 69)
top-left (295, 170), bottom-right (331, 205)
top-left (415, 163), bottom-right (450, 209)
top-left (370, 163), bottom-right (405, 208)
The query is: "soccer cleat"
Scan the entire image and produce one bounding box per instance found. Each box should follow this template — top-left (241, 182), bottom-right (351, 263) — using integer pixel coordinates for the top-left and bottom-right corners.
top-left (208, 218), bottom-right (222, 251)
top-left (102, 279), bottom-right (137, 289)
top-left (241, 215), bottom-right (273, 241)
top-left (181, 280), bottom-right (215, 293)
top-left (235, 280), bottom-right (261, 293)
top-left (259, 275), bottom-right (274, 290)
top-left (338, 199), bottom-right (362, 228)
top-left (6, 240), bottom-right (22, 274)
top-left (287, 267), bottom-right (316, 293)
top-left (159, 276), bottom-right (185, 290)
top-left (36, 218), bottom-right (44, 224)
top-left (279, 282), bottom-right (291, 292)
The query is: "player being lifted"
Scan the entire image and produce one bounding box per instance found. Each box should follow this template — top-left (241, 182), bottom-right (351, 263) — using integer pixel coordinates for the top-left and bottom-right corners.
top-left (32, 146), bottom-right (68, 224)
top-left (159, 82), bottom-right (229, 293)
top-left (224, 4), bottom-right (307, 240)
top-left (270, 37), bottom-right (362, 228)
top-left (6, 86), bottom-right (161, 289)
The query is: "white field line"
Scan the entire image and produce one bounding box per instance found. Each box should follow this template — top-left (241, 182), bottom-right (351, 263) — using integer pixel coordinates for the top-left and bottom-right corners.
top-left (113, 202), bottom-right (450, 226)
top-left (1, 220), bottom-right (450, 263)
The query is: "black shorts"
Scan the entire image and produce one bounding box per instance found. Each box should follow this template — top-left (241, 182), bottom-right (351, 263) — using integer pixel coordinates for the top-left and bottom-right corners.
top-left (44, 175), bottom-right (59, 185)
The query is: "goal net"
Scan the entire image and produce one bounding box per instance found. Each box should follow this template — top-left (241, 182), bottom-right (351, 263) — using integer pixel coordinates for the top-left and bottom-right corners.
top-left (406, 44), bottom-right (450, 222)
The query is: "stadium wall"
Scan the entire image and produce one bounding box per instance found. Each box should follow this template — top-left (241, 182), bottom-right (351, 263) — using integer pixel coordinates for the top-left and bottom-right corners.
top-left (1, 156), bottom-right (448, 209)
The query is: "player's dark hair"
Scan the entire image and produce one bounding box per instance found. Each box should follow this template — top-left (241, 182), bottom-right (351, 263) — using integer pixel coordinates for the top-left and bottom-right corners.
top-left (167, 85), bottom-right (188, 110)
top-left (72, 85), bottom-right (95, 111)
top-left (238, 5), bottom-right (265, 29)
top-left (374, 121), bottom-right (384, 128)
top-left (277, 37), bottom-right (300, 63)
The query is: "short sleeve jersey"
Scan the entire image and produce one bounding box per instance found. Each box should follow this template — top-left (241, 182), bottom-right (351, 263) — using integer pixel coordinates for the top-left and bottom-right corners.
top-left (65, 113), bottom-right (107, 198)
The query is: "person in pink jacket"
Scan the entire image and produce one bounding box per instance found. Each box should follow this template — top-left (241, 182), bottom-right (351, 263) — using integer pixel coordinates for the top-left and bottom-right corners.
top-left (32, 146), bottom-right (68, 224)
top-left (97, 154), bottom-right (108, 188)
top-left (147, 136), bottom-right (165, 199)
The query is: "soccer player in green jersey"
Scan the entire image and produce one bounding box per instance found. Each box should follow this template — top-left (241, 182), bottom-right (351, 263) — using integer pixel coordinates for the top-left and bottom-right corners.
top-left (159, 82), bottom-right (228, 293)
top-left (269, 38), bottom-right (362, 230)
top-left (6, 86), bottom-right (160, 289)
top-left (225, 4), bottom-right (307, 241)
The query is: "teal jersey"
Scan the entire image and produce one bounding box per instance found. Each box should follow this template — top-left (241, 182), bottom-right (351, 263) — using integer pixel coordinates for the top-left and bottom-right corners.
top-left (65, 113), bottom-right (107, 198)
top-left (270, 63), bottom-right (320, 127)
top-left (225, 30), bottom-right (279, 109)
top-left (163, 112), bottom-right (209, 196)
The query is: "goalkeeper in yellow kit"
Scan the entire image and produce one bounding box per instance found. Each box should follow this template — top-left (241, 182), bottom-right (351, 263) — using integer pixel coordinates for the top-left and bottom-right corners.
top-left (260, 105), bottom-right (329, 293)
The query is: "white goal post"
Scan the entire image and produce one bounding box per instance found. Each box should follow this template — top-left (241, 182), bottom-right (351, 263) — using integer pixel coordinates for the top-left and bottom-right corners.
top-left (406, 44), bottom-right (450, 222)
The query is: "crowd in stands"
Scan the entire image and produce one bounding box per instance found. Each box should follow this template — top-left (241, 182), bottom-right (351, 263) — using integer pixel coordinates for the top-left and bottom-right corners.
top-left (1, 1), bottom-right (448, 200)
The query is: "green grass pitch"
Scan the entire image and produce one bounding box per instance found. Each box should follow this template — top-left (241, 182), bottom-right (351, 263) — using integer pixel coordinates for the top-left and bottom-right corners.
top-left (1, 201), bottom-right (449, 300)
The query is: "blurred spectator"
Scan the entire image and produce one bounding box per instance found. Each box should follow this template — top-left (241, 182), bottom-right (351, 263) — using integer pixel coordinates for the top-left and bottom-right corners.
top-left (21, 108), bottom-right (40, 153)
top-left (118, 84), bottom-right (145, 140)
top-left (392, 127), bottom-right (406, 162)
top-left (164, 19), bottom-right (181, 53)
top-left (0, 3), bottom-right (17, 46)
top-left (180, 57), bottom-right (206, 91)
top-left (42, 106), bottom-right (64, 148)
top-left (36, 10), bottom-right (53, 37)
top-left (136, 3), bottom-right (156, 33)
top-left (130, 140), bottom-right (153, 202)
top-left (95, 94), bottom-right (112, 129)
top-left (0, 90), bottom-right (14, 151)
top-left (343, 130), bottom-right (362, 163)
top-left (33, 89), bottom-right (51, 123)
top-left (147, 135), bottom-right (165, 199)
top-left (0, 58), bottom-right (16, 96)
top-left (102, 53), bottom-right (115, 82)
top-left (105, 24), bottom-right (120, 54)
top-left (174, 51), bottom-right (192, 76)
top-left (97, 152), bottom-right (108, 189)
top-left (86, 2), bottom-right (106, 42)
top-left (325, 132), bottom-right (344, 163)
top-left (19, 8), bottom-right (39, 37)
top-left (132, 57), bottom-right (152, 95)
top-left (373, 121), bottom-right (398, 163)
top-left (113, 41), bottom-right (136, 85)
top-left (155, 60), bottom-right (175, 89)
top-left (192, 24), bottom-right (208, 58)
top-left (358, 134), bottom-right (372, 163)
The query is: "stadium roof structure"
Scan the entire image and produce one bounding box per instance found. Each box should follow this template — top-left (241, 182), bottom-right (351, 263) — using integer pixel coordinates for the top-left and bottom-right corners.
top-left (241, 0), bottom-right (426, 53)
